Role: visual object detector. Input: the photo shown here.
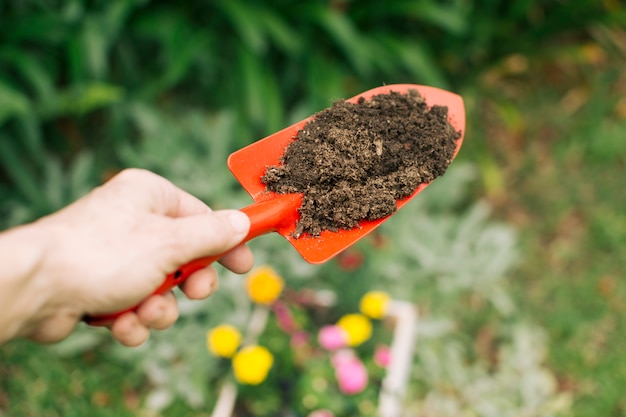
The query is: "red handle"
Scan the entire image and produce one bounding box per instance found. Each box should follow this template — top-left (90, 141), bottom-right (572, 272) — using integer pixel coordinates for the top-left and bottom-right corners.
top-left (84, 194), bottom-right (302, 326)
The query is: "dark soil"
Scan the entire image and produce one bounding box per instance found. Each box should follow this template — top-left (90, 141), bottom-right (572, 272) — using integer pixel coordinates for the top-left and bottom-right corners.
top-left (262, 89), bottom-right (461, 237)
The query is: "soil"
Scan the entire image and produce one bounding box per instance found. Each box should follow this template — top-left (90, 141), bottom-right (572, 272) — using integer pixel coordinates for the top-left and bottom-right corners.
top-left (262, 89), bottom-right (461, 237)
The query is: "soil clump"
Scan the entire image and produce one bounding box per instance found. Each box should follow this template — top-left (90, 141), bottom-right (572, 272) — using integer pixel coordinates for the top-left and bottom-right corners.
top-left (262, 89), bottom-right (461, 237)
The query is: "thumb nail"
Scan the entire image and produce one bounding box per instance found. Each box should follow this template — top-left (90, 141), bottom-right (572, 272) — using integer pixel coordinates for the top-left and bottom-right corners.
top-left (227, 211), bottom-right (250, 235)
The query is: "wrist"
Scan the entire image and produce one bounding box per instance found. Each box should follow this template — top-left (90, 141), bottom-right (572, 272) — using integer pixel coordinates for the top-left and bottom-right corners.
top-left (0, 220), bottom-right (77, 343)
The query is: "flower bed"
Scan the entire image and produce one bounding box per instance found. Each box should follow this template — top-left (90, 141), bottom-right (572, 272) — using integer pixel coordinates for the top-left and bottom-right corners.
top-left (207, 266), bottom-right (418, 417)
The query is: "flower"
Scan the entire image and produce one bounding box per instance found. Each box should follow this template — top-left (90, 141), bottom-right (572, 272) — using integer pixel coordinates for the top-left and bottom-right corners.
top-left (232, 345), bottom-right (274, 385)
top-left (245, 266), bottom-right (284, 304)
top-left (318, 325), bottom-right (348, 350)
top-left (336, 314), bottom-right (372, 346)
top-left (273, 300), bottom-right (298, 333)
top-left (359, 291), bottom-right (390, 319)
top-left (207, 324), bottom-right (241, 358)
top-left (331, 348), bottom-right (356, 368)
top-left (374, 344), bottom-right (391, 368)
top-left (337, 249), bottom-right (364, 271)
top-left (291, 331), bottom-right (312, 365)
top-left (291, 331), bottom-right (310, 348)
top-left (332, 350), bottom-right (368, 394)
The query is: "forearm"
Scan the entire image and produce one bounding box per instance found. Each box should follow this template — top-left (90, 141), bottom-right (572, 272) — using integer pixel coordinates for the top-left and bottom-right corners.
top-left (0, 221), bottom-right (62, 343)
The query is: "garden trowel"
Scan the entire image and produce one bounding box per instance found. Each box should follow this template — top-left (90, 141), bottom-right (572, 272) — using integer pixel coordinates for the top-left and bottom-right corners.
top-left (86, 84), bottom-right (465, 325)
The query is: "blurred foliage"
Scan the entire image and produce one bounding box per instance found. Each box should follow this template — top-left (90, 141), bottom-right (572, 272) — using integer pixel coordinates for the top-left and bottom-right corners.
top-left (1, 0), bottom-right (623, 225)
top-left (463, 26), bottom-right (626, 416)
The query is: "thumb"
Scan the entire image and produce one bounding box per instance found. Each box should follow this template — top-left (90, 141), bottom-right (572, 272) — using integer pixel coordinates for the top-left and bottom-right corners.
top-left (166, 210), bottom-right (250, 265)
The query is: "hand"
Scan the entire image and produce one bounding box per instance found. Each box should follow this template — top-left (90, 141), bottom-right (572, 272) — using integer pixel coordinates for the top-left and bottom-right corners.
top-left (0, 169), bottom-right (253, 346)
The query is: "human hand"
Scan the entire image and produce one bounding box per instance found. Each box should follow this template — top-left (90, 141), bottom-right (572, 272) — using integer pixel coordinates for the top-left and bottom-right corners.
top-left (1, 169), bottom-right (253, 346)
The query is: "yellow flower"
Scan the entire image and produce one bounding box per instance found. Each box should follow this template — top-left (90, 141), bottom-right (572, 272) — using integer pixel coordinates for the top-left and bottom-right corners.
top-left (245, 266), bottom-right (284, 304)
top-left (336, 314), bottom-right (372, 346)
top-left (232, 345), bottom-right (274, 385)
top-left (359, 291), bottom-right (390, 319)
top-left (207, 324), bottom-right (241, 358)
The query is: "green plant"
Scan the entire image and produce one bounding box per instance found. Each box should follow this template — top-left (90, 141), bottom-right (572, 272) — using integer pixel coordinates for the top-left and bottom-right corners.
top-left (2, 1), bottom-right (622, 230)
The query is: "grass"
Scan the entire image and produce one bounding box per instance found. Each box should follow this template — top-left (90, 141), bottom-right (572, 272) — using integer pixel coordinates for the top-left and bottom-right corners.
top-left (461, 29), bottom-right (626, 416)
top-left (0, 341), bottom-right (144, 417)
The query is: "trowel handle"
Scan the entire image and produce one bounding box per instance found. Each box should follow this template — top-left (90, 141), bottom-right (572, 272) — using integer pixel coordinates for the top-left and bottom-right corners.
top-left (84, 194), bottom-right (302, 326)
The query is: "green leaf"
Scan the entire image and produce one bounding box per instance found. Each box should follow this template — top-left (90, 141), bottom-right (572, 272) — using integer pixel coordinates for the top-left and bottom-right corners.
top-left (1, 12), bottom-right (68, 44)
top-left (257, 7), bottom-right (303, 55)
top-left (0, 46), bottom-right (56, 105)
top-left (132, 8), bottom-right (213, 97)
top-left (65, 0), bottom-right (137, 80)
top-left (303, 51), bottom-right (348, 111)
top-left (69, 151), bottom-right (96, 200)
top-left (100, 0), bottom-right (141, 38)
top-left (0, 80), bottom-right (30, 125)
top-left (378, 36), bottom-right (449, 88)
top-left (388, 0), bottom-right (469, 35)
top-left (237, 46), bottom-right (284, 134)
top-left (217, 0), bottom-right (267, 54)
top-left (307, 5), bottom-right (373, 76)
top-left (142, 29), bottom-right (208, 98)
top-left (43, 157), bottom-right (64, 209)
top-left (0, 135), bottom-right (44, 207)
top-left (14, 115), bottom-right (46, 166)
top-left (44, 82), bottom-right (123, 117)
top-left (81, 17), bottom-right (109, 79)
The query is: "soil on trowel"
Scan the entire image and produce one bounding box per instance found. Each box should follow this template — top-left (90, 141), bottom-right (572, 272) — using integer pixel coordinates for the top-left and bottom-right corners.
top-left (262, 89), bottom-right (461, 238)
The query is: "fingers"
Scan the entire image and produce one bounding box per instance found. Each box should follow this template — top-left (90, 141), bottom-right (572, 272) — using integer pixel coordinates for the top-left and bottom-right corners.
top-left (180, 267), bottom-right (219, 299)
top-left (218, 243), bottom-right (254, 274)
top-left (107, 169), bottom-right (253, 271)
top-left (105, 169), bottom-right (213, 217)
top-left (110, 247), bottom-right (253, 347)
top-left (167, 210), bottom-right (250, 265)
top-left (111, 313), bottom-right (150, 347)
top-left (23, 309), bottom-right (80, 344)
top-left (177, 243), bottom-right (253, 299)
top-left (136, 292), bottom-right (179, 330)
top-left (111, 292), bottom-right (179, 347)
top-left (176, 241), bottom-right (253, 300)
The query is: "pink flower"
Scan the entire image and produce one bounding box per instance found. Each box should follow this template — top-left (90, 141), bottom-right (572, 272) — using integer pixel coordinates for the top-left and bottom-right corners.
top-left (318, 325), bottom-right (348, 351)
top-left (331, 349), bottom-right (355, 368)
top-left (374, 344), bottom-right (391, 368)
top-left (332, 350), bottom-right (368, 395)
top-left (290, 331), bottom-right (310, 348)
top-left (273, 300), bottom-right (298, 334)
top-left (290, 331), bottom-right (312, 367)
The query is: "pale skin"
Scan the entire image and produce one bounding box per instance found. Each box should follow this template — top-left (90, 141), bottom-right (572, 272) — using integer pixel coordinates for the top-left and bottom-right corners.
top-left (0, 168), bottom-right (254, 347)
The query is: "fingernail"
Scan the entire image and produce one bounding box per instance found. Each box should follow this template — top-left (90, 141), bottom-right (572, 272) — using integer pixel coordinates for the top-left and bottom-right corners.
top-left (228, 211), bottom-right (250, 235)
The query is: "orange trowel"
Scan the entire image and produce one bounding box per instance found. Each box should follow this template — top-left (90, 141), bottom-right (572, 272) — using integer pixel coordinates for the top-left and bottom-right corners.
top-left (86, 84), bottom-right (465, 325)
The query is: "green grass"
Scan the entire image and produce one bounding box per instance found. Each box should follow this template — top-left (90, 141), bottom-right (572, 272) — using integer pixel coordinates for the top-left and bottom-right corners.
top-left (0, 340), bottom-right (144, 417)
top-left (462, 34), bottom-right (626, 416)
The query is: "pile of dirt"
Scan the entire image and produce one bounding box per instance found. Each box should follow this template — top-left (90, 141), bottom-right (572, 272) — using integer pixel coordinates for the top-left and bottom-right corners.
top-left (262, 89), bottom-right (461, 237)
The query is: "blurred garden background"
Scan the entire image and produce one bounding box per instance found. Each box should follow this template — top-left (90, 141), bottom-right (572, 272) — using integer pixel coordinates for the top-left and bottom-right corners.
top-left (1, 0), bottom-right (625, 416)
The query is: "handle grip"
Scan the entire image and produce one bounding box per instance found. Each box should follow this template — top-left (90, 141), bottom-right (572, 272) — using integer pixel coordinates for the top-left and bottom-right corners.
top-left (84, 194), bottom-right (302, 326)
